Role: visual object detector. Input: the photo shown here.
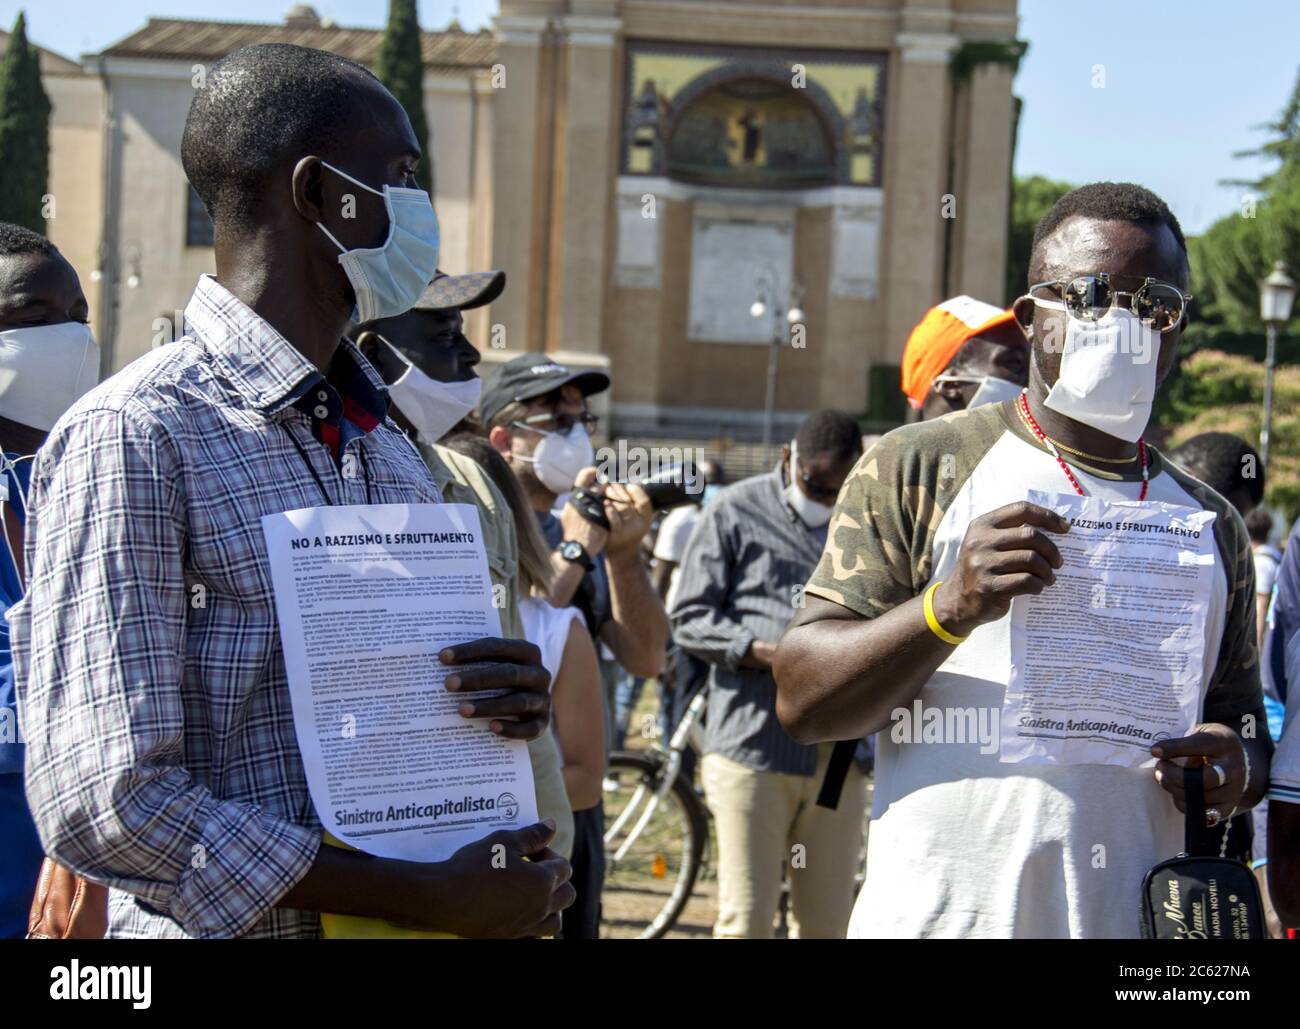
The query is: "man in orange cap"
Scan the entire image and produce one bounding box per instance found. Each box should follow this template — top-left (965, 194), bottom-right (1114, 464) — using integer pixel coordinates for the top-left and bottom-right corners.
top-left (901, 295), bottom-right (1028, 421)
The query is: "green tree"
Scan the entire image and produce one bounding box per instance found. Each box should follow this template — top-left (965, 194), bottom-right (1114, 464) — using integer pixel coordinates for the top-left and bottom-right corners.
top-left (1223, 65), bottom-right (1300, 194)
top-left (1161, 350), bottom-right (1300, 519)
top-left (375, 0), bottom-right (432, 195)
top-left (1192, 66), bottom-right (1300, 334)
top-left (0, 12), bottom-right (51, 233)
top-left (1005, 175), bottom-right (1074, 304)
top-left (1158, 68), bottom-right (1300, 513)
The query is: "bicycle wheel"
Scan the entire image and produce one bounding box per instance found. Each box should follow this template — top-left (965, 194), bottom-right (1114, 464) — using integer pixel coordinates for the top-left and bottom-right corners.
top-left (600, 749), bottom-right (708, 939)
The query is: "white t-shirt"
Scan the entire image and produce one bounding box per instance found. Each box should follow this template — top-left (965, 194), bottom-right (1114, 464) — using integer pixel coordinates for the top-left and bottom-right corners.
top-left (1254, 544), bottom-right (1282, 598)
top-left (654, 504), bottom-right (702, 613)
top-left (806, 403), bottom-right (1258, 939)
top-left (519, 595), bottom-right (584, 691)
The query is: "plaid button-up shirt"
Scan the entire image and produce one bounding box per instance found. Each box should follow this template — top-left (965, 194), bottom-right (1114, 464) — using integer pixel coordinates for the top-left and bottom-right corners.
top-left (9, 275), bottom-right (440, 938)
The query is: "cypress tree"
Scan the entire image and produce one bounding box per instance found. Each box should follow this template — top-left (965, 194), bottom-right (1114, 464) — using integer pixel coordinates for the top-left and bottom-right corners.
top-left (0, 12), bottom-right (51, 233)
top-left (375, 0), bottom-right (432, 195)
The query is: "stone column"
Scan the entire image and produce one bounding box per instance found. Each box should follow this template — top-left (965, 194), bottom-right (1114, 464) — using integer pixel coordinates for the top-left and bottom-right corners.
top-left (880, 5), bottom-right (959, 363)
top-left (490, 2), bottom-right (561, 354)
top-left (953, 62), bottom-right (1015, 304)
top-left (547, 5), bottom-right (623, 356)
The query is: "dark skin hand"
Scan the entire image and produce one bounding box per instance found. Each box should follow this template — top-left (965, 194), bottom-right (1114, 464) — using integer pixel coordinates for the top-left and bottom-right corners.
top-left (776, 500), bottom-right (1069, 740)
top-left (442, 636), bottom-right (552, 739)
top-left (1150, 724), bottom-right (1264, 821)
top-left (280, 820), bottom-right (576, 938)
top-left (776, 215), bottom-right (1268, 820)
top-left (0, 249), bottom-right (90, 454)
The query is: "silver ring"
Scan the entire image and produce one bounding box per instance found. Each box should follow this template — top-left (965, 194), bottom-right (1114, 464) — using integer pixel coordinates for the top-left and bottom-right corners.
top-left (1205, 807), bottom-right (1222, 827)
top-left (1210, 763), bottom-right (1227, 788)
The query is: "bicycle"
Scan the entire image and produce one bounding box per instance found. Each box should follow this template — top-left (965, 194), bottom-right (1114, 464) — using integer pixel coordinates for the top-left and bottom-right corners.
top-left (600, 687), bottom-right (710, 939)
top-left (599, 685), bottom-right (874, 939)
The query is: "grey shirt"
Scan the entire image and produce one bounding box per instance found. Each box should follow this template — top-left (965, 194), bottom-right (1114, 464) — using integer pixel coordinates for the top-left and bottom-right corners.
top-left (670, 464), bottom-right (825, 776)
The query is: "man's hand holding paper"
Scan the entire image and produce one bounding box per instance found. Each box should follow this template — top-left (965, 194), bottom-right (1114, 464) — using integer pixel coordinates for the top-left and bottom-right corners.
top-left (1001, 490), bottom-right (1220, 770)
top-left (442, 636), bottom-right (552, 739)
top-left (261, 502), bottom-right (543, 865)
top-left (1152, 723), bottom-right (1252, 823)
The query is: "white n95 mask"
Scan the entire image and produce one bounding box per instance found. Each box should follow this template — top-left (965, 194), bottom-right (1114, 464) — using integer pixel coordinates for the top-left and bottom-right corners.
top-left (378, 335), bottom-right (481, 445)
top-left (514, 423), bottom-right (594, 495)
top-left (785, 439), bottom-right (834, 528)
top-left (315, 162), bottom-right (441, 323)
top-left (1034, 299), bottom-right (1160, 443)
top-left (0, 321), bottom-right (100, 431)
top-left (966, 375), bottom-right (1024, 409)
top-left (933, 373), bottom-right (1024, 410)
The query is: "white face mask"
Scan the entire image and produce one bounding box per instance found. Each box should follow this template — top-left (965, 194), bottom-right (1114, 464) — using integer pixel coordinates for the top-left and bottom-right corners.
top-left (932, 373), bottom-right (1024, 411)
top-left (514, 423), bottom-right (594, 495)
top-left (785, 440), bottom-right (834, 528)
top-left (0, 321), bottom-right (100, 431)
top-left (966, 375), bottom-right (1024, 409)
top-left (315, 162), bottom-right (441, 324)
top-left (1032, 299), bottom-right (1160, 443)
top-left (377, 335), bottom-right (481, 445)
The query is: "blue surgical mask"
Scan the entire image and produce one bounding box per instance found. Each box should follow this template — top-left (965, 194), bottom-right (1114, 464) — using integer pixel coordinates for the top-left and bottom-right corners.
top-left (315, 162), bottom-right (441, 323)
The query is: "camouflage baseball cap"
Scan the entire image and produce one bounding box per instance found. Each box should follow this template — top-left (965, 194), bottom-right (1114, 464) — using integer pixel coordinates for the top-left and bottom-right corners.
top-left (414, 269), bottom-right (506, 312)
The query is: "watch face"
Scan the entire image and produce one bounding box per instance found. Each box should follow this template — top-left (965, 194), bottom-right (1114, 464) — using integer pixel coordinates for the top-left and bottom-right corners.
top-left (562, 541), bottom-right (581, 560)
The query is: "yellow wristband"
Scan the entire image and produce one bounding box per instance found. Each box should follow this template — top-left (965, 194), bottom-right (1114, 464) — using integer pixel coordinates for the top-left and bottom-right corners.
top-left (923, 580), bottom-right (968, 645)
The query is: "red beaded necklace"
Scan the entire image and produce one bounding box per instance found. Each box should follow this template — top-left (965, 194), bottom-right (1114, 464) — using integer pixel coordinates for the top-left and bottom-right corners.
top-left (1017, 392), bottom-right (1149, 502)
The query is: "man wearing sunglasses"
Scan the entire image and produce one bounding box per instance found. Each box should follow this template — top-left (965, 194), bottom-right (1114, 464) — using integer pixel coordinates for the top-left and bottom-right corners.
top-left (482, 354), bottom-right (668, 681)
top-left (672, 411), bottom-right (867, 938)
top-left (483, 355), bottom-right (668, 940)
top-left (775, 182), bottom-right (1271, 938)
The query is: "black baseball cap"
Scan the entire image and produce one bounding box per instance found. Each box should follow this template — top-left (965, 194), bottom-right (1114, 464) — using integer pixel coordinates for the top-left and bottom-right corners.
top-left (480, 352), bottom-right (611, 427)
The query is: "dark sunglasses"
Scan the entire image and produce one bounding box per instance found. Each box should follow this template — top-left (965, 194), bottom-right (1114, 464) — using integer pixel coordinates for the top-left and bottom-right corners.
top-left (1029, 274), bottom-right (1191, 332)
top-left (518, 409), bottom-right (600, 436)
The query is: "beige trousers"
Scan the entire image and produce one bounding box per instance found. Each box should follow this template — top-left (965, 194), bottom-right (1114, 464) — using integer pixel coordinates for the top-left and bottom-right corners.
top-left (701, 746), bottom-right (869, 939)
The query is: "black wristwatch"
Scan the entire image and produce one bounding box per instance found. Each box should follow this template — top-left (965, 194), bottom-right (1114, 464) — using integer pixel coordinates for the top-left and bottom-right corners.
top-left (559, 539), bottom-right (594, 571)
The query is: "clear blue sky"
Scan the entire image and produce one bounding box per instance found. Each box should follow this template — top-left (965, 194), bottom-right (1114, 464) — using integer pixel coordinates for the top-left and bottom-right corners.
top-left (1014, 0), bottom-right (1298, 234)
top-left (3, 0), bottom-right (1295, 235)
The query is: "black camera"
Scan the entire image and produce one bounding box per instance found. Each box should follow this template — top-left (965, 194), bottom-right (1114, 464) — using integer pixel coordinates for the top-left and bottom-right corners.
top-left (568, 464), bottom-right (704, 530)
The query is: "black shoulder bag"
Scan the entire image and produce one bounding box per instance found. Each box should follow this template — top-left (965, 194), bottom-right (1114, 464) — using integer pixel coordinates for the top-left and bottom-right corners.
top-left (1139, 764), bottom-right (1265, 939)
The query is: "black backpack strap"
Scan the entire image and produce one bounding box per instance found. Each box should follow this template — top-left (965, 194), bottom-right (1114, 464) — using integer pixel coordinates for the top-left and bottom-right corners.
top-left (816, 739), bottom-right (859, 810)
top-left (1184, 763), bottom-right (1208, 856)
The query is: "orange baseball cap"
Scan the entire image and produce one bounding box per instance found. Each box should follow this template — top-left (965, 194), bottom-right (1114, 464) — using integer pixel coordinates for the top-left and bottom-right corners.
top-left (901, 296), bottom-right (1018, 409)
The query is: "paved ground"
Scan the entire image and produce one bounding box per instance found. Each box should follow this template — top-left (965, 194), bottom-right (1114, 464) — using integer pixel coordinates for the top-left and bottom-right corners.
top-left (597, 685), bottom-right (726, 938)
top-left (598, 682), bottom-right (871, 939)
top-left (603, 875), bottom-right (718, 939)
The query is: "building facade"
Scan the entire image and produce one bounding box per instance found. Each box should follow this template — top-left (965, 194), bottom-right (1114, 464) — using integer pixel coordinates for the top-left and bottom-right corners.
top-left (493, 0), bottom-right (1019, 439)
top-left (35, 0), bottom-right (1020, 441)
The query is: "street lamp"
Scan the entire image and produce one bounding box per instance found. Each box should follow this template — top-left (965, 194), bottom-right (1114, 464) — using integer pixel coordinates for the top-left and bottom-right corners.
top-left (1260, 260), bottom-right (1296, 468)
top-left (750, 266), bottom-right (802, 448)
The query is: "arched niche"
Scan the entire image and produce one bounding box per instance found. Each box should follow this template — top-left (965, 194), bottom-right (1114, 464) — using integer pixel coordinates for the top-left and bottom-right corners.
top-left (663, 68), bottom-right (845, 189)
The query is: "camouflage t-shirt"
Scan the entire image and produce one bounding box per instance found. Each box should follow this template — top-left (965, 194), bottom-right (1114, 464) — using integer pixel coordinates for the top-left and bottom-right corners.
top-left (804, 400), bottom-right (1263, 939)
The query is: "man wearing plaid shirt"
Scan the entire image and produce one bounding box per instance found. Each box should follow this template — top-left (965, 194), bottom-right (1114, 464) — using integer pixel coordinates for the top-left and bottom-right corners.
top-left (9, 44), bottom-right (573, 939)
